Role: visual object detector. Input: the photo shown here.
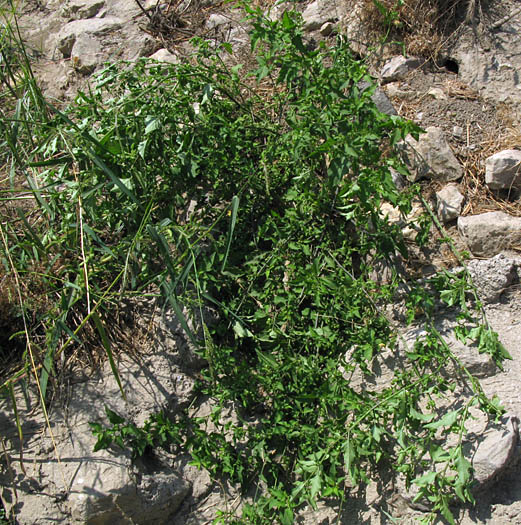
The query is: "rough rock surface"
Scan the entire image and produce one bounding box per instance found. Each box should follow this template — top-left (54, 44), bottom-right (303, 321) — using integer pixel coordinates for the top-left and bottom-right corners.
top-left (61, 0), bottom-right (105, 20)
top-left (436, 183), bottom-right (464, 223)
top-left (380, 55), bottom-right (422, 83)
top-left (466, 253), bottom-right (519, 303)
top-left (359, 81), bottom-right (397, 115)
top-left (54, 17), bottom-right (123, 58)
top-left (472, 415), bottom-right (520, 488)
top-left (70, 33), bottom-right (102, 74)
top-left (0, 302), bottom-right (206, 524)
top-left (301, 0), bottom-right (342, 32)
top-left (485, 149), bottom-right (521, 190)
top-left (148, 48), bottom-right (179, 64)
top-left (458, 212), bottom-right (521, 257)
top-left (398, 126), bottom-right (463, 182)
top-left (449, 1), bottom-right (521, 107)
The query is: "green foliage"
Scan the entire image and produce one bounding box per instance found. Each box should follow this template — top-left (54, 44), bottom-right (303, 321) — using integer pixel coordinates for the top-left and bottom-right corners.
top-left (1, 4), bottom-right (509, 524)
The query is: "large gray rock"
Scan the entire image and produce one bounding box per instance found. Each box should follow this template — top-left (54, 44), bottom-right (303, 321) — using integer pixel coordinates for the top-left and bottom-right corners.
top-left (450, 2), bottom-right (521, 106)
top-left (458, 212), bottom-right (521, 257)
top-left (302, 0), bottom-right (340, 32)
top-left (467, 253), bottom-right (518, 303)
top-left (55, 17), bottom-right (123, 57)
top-left (398, 126), bottom-right (463, 182)
top-left (436, 183), bottom-right (464, 223)
top-left (70, 33), bottom-right (101, 74)
top-left (380, 55), bottom-right (422, 83)
top-left (485, 150), bottom-right (521, 191)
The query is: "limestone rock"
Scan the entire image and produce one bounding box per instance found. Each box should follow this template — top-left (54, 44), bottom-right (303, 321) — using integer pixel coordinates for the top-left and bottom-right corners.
top-left (70, 33), bottom-right (101, 74)
top-left (302, 0), bottom-right (339, 32)
top-left (390, 167), bottom-right (407, 190)
top-left (466, 253), bottom-right (517, 303)
top-left (148, 48), bottom-right (179, 64)
top-left (458, 212), bottom-right (521, 257)
top-left (61, 0), bottom-right (104, 20)
top-left (55, 17), bottom-right (122, 57)
top-left (0, 337), bottom-right (197, 524)
top-left (472, 415), bottom-right (519, 488)
top-left (398, 126), bottom-right (463, 182)
top-left (450, 1), bottom-right (521, 105)
top-left (445, 333), bottom-right (497, 378)
top-left (485, 150), bottom-right (521, 191)
top-left (359, 81), bottom-right (397, 115)
top-left (436, 183), bottom-right (464, 223)
top-left (207, 13), bottom-right (229, 30)
top-left (320, 21), bottom-right (335, 36)
top-left (399, 414), bottom-right (519, 508)
top-left (427, 87), bottom-right (447, 100)
top-left (371, 87), bottom-right (397, 116)
top-left (266, 1), bottom-right (293, 21)
top-left (380, 55), bottom-right (422, 83)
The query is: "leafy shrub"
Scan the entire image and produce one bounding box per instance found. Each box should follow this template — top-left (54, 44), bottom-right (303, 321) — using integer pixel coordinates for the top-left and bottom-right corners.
top-left (1, 4), bottom-right (508, 524)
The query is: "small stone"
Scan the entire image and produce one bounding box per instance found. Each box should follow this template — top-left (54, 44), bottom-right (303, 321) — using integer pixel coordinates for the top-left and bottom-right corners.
top-left (144, 0), bottom-right (166, 9)
top-left (265, 1), bottom-right (293, 21)
top-left (148, 48), bottom-right (179, 64)
top-left (436, 183), bottom-right (464, 223)
top-left (390, 167), bottom-right (407, 190)
top-left (358, 81), bottom-right (397, 115)
top-left (380, 55), bottom-right (422, 83)
top-left (458, 211), bottom-right (521, 257)
top-left (485, 149), bottom-right (521, 190)
top-left (207, 13), bottom-right (229, 30)
top-left (453, 125), bottom-right (464, 139)
top-left (319, 22), bottom-right (335, 36)
top-left (398, 126), bottom-right (463, 182)
top-left (427, 87), bottom-right (447, 100)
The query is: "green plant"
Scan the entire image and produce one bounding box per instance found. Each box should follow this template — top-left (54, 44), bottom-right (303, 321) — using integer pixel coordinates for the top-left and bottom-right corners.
top-left (0, 3), bottom-right (508, 524)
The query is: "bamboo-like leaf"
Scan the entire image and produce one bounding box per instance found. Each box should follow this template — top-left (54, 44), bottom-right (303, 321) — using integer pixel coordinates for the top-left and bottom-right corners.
top-left (8, 382), bottom-right (26, 473)
top-left (88, 148), bottom-right (140, 205)
top-left (162, 281), bottom-right (198, 347)
top-left (92, 312), bottom-right (126, 401)
top-left (16, 208), bottom-right (45, 254)
top-left (221, 195), bottom-right (239, 272)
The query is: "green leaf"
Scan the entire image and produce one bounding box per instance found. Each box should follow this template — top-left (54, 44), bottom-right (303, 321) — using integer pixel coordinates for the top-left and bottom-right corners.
top-left (105, 406), bottom-right (125, 425)
top-left (310, 472), bottom-right (322, 500)
top-left (424, 410), bottom-right (459, 431)
top-left (144, 116), bottom-right (160, 135)
top-left (221, 195), bottom-right (239, 272)
top-left (233, 320), bottom-right (253, 338)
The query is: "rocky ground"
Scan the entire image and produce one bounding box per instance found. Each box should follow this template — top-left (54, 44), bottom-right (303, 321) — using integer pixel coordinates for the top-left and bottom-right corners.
top-left (1, 0), bottom-right (521, 523)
